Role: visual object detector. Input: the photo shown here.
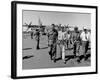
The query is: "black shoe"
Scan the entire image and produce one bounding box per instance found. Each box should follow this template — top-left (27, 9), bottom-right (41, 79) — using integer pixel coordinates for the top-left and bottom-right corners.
top-left (77, 59), bottom-right (81, 63)
top-left (37, 47), bottom-right (40, 50)
top-left (50, 55), bottom-right (53, 60)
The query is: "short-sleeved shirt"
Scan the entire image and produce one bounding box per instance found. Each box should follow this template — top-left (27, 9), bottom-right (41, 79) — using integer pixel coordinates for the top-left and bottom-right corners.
top-left (58, 31), bottom-right (62, 40)
top-left (80, 31), bottom-right (90, 41)
top-left (62, 31), bottom-right (66, 40)
top-left (49, 29), bottom-right (58, 44)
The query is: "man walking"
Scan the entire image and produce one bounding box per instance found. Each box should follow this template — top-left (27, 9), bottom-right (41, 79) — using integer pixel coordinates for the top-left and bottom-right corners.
top-left (31, 30), bottom-right (34, 39)
top-left (57, 26), bottom-right (63, 58)
top-left (35, 29), bottom-right (40, 50)
top-left (48, 24), bottom-right (58, 63)
top-left (72, 27), bottom-right (80, 57)
top-left (61, 26), bottom-right (67, 63)
top-left (80, 27), bottom-right (90, 60)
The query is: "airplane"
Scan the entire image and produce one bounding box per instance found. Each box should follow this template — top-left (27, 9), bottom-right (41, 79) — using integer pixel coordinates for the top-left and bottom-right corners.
top-left (23, 22), bottom-right (39, 31)
top-left (22, 20), bottom-right (46, 34)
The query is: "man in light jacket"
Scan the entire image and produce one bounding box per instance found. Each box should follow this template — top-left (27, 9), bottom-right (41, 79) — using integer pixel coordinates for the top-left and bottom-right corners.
top-left (80, 27), bottom-right (90, 60)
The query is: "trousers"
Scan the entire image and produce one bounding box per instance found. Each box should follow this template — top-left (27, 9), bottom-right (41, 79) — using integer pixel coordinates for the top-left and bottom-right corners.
top-left (82, 41), bottom-right (89, 56)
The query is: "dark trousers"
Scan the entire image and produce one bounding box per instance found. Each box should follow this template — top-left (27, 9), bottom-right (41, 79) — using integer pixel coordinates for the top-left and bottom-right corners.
top-left (31, 32), bottom-right (33, 39)
top-left (82, 41), bottom-right (89, 57)
top-left (66, 40), bottom-right (69, 49)
top-left (36, 39), bottom-right (40, 49)
top-left (73, 41), bottom-right (80, 56)
top-left (49, 42), bottom-right (57, 60)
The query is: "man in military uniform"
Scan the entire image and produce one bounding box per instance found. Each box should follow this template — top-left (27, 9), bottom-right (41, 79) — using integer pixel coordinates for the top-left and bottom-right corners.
top-left (35, 29), bottom-right (40, 50)
top-left (47, 29), bottom-right (51, 47)
top-left (72, 27), bottom-right (80, 57)
top-left (31, 30), bottom-right (34, 39)
top-left (48, 24), bottom-right (58, 62)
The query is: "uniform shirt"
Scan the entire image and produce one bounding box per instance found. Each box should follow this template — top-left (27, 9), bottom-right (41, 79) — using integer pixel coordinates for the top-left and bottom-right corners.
top-left (35, 30), bottom-right (40, 40)
top-left (58, 31), bottom-right (67, 40)
top-left (49, 29), bottom-right (58, 42)
top-left (80, 31), bottom-right (90, 41)
top-left (58, 31), bottom-right (66, 40)
top-left (62, 31), bottom-right (67, 40)
top-left (64, 32), bottom-right (70, 40)
top-left (53, 29), bottom-right (58, 41)
top-left (58, 31), bottom-right (62, 40)
top-left (72, 31), bottom-right (80, 42)
top-left (67, 34), bottom-right (70, 40)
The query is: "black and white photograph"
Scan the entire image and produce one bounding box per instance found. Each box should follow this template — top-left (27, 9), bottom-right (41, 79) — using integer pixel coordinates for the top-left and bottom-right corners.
top-left (22, 10), bottom-right (91, 69)
top-left (11, 1), bottom-right (97, 79)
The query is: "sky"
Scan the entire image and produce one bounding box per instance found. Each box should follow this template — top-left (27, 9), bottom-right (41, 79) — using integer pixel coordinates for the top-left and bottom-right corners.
top-left (23, 10), bottom-right (91, 30)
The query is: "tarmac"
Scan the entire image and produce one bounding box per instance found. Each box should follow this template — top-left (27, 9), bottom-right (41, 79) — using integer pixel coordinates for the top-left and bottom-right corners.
top-left (22, 34), bottom-right (91, 70)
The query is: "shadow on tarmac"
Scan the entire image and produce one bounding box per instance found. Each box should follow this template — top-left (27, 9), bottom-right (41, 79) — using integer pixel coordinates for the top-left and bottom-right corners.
top-left (23, 55), bottom-right (34, 60)
top-left (23, 48), bottom-right (32, 50)
top-left (55, 53), bottom-right (91, 63)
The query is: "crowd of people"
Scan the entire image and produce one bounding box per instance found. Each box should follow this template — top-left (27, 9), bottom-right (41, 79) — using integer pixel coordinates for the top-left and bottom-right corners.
top-left (27, 24), bottom-right (91, 64)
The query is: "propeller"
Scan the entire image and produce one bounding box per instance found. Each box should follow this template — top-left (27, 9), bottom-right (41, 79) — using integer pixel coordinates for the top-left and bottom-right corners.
top-left (24, 21), bottom-right (32, 31)
top-left (29, 22), bottom-right (32, 26)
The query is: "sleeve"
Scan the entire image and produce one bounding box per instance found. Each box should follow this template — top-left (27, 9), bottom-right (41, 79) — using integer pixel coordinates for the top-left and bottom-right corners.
top-left (80, 32), bottom-right (83, 39)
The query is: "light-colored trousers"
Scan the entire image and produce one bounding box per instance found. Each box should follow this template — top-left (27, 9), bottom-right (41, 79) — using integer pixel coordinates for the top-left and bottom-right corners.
top-left (58, 40), bottom-right (66, 61)
top-left (62, 45), bottom-right (65, 60)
